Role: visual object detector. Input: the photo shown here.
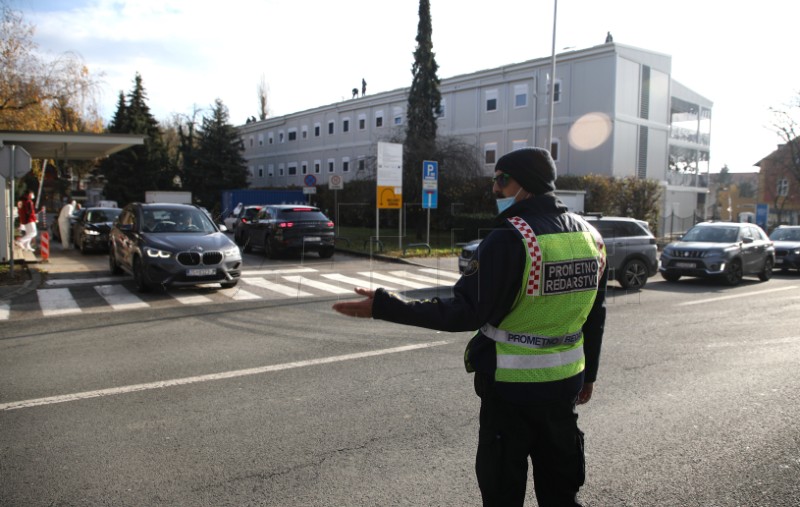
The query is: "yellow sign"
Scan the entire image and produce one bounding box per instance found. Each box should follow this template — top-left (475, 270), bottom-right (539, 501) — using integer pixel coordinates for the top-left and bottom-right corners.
top-left (377, 186), bottom-right (402, 209)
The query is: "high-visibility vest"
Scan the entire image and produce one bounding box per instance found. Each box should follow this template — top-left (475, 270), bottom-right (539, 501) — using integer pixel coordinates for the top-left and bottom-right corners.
top-left (486, 216), bottom-right (606, 384)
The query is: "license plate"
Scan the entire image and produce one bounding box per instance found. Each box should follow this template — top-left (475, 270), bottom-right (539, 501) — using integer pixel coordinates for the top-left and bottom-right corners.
top-left (187, 268), bottom-right (216, 276)
top-left (303, 236), bottom-right (321, 242)
top-left (675, 262), bottom-right (696, 269)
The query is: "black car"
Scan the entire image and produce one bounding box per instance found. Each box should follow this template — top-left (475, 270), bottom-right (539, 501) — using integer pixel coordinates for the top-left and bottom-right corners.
top-left (659, 221), bottom-right (774, 285)
top-left (769, 225), bottom-right (800, 272)
top-left (232, 205), bottom-right (264, 245)
top-left (237, 204), bottom-right (335, 258)
top-left (108, 203), bottom-right (242, 292)
top-left (71, 207), bottom-right (121, 254)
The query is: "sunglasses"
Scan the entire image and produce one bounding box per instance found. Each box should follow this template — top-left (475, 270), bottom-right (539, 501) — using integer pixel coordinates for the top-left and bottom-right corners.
top-left (492, 173), bottom-right (511, 188)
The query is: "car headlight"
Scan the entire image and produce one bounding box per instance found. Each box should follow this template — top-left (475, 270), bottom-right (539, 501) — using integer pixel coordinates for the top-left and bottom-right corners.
top-left (792, 249), bottom-right (800, 255)
top-left (145, 247), bottom-right (172, 259)
top-left (85, 229), bottom-right (100, 235)
top-left (223, 247), bottom-right (240, 257)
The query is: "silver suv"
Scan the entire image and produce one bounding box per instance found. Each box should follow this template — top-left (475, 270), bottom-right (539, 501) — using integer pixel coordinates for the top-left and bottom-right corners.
top-left (659, 221), bottom-right (774, 285)
top-left (584, 215), bottom-right (659, 290)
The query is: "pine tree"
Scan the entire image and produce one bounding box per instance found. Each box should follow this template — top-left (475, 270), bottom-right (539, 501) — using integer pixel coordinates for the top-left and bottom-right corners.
top-left (185, 99), bottom-right (248, 208)
top-left (101, 73), bottom-right (173, 204)
top-left (404, 0), bottom-right (442, 234)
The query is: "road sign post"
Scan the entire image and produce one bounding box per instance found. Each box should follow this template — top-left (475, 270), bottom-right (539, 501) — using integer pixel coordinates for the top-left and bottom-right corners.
top-left (421, 161), bottom-right (438, 246)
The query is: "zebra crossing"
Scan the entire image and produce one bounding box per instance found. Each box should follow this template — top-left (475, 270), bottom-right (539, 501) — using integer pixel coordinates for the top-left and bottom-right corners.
top-left (1, 267), bottom-right (461, 321)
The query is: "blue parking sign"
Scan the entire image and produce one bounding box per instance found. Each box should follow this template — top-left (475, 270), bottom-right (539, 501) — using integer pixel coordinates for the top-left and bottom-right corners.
top-left (422, 160), bottom-right (438, 209)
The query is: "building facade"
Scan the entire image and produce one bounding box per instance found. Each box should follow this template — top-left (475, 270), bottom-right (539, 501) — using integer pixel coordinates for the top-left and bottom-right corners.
top-left (238, 42), bottom-right (712, 236)
top-left (756, 139), bottom-right (800, 227)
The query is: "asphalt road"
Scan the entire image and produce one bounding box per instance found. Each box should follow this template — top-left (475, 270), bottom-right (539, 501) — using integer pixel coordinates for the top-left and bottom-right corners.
top-left (1, 256), bottom-right (799, 506)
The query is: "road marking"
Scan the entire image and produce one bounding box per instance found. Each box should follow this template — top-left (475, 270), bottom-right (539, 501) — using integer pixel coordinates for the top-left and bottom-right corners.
top-left (358, 271), bottom-right (431, 289)
top-left (37, 288), bottom-right (81, 316)
top-left (241, 277), bottom-right (313, 297)
top-left (171, 292), bottom-right (214, 305)
top-left (0, 301), bottom-right (9, 320)
top-left (0, 341), bottom-right (451, 411)
top-left (95, 285), bottom-right (149, 310)
top-left (282, 275), bottom-right (353, 294)
top-left (218, 287), bottom-right (261, 300)
top-left (676, 285), bottom-right (798, 306)
top-left (418, 268), bottom-right (461, 280)
top-left (707, 336), bottom-right (800, 348)
top-left (388, 270), bottom-right (453, 286)
top-left (241, 268), bottom-right (318, 276)
top-left (322, 273), bottom-right (396, 291)
top-left (46, 277), bottom-right (121, 287)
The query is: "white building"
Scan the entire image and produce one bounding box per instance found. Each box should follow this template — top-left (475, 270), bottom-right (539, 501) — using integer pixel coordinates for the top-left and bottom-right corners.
top-left (237, 42), bottom-right (711, 233)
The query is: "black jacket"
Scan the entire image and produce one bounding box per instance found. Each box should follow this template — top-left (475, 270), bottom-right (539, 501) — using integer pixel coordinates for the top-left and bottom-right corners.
top-left (372, 193), bottom-right (607, 404)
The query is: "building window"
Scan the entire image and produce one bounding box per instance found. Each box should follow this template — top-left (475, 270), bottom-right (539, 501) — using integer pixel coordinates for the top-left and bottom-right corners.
top-left (314, 123), bottom-right (321, 137)
top-left (553, 80), bottom-right (562, 103)
top-left (268, 164), bottom-right (274, 177)
top-left (288, 128), bottom-right (297, 141)
top-left (314, 160), bottom-right (321, 174)
top-left (512, 139), bottom-right (528, 150)
top-left (301, 162), bottom-right (308, 175)
top-left (278, 164), bottom-right (285, 176)
top-left (551, 139), bottom-right (560, 161)
top-left (279, 131), bottom-right (284, 143)
top-left (343, 118), bottom-right (350, 132)
top-left (514, 84), bottom-right (528, 108)
top-left (288, 164), bottom-right (297, 176)
top-left (268, 133), bottom-right (274, 144)
top-left (778, 178), bottom-right (790, 197)
top-left (485, 89), bottom-right (498, 112)
top-left (358, 114), bottom-right (366, 130)
top-left (393, 107), bottom-right (403, 125)
top-left (258, 165), bottom-right (264, 178)
top-left (301, 126), bottom-right (308, 139)
top-left (328, 121), bottom-right (335, 135)
top-left (257, 134), bottom-right (263, 146)
top-left (358, 158), bottom-right (366, 171)
top-left (485, 143), bottom-right (497, 165)
top-left (375, 111), bottom-right (384, 128)
top-left (328, 159), bottom-right (335, 173)
top-left (342, 157), bottom-right (350, 172)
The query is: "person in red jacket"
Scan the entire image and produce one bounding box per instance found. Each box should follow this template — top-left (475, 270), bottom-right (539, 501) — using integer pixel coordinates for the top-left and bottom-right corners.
top-left (16, 190), bottom-right (38, 252)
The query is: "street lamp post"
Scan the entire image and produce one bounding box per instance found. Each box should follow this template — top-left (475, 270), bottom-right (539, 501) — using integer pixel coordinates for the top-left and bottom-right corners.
top-left (547, 0), bottom-right (558, 152)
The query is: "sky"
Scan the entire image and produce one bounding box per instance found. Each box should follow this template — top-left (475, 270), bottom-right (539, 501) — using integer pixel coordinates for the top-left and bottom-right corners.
top-left (14, 0), bottom-right (800, 174)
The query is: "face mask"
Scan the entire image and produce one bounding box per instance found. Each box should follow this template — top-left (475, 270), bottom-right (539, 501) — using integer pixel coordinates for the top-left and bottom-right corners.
top-left (495, 188), bottom-right (522, 214)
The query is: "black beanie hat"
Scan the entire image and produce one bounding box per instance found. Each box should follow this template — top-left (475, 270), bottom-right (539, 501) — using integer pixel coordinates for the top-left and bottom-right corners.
top-left (495, 148), bottom-right (557, 194)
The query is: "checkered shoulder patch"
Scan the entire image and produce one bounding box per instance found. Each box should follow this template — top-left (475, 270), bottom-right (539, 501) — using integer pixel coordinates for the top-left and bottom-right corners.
top-left (507, 216), bottom-right (542, 296)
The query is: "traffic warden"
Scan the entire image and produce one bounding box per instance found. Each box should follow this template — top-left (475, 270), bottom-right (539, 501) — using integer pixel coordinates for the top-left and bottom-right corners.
top-left (332, 147), bottom-right (607, 507)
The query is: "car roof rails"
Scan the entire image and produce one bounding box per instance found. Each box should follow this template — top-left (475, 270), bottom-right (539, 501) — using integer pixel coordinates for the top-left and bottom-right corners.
top-left (582, 212), bottom-right (603, 218)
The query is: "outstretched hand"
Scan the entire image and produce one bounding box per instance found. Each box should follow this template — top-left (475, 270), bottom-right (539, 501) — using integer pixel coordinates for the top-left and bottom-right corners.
top-left (576, 382), bottom-right (593, 405)
top-left (332, 287), bottom-right (375, 318)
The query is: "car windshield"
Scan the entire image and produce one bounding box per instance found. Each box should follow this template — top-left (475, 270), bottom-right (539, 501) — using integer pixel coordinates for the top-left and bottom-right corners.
top-left (243, 207), bottom-right (261, 219)
top-left (142, 208), bottom-right (216, 233)
top-left (681, 226), bottom-right (739, 243)
top-left (770, 228), bottom-right (800, 241)
top-left (86, 209), bottom-right (121, 223)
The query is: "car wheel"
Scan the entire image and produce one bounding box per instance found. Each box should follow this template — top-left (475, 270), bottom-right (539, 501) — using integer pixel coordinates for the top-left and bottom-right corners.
top-left (722, 259), bottom-right (743, 286)
top-left (318, 246), bottom-right (334, 259)
top-left (133, 256), bottom-right (152, 293)
top-left (661, 272), bottom-right (681, 282)
top-left (758, 258), bottom-right (774, 282)
top-left (220, 280), bottom-right (239, 289)
top-left (619, 259), bottom-right (648, 290)
top-left (109, 248), bottom-right (123, 275)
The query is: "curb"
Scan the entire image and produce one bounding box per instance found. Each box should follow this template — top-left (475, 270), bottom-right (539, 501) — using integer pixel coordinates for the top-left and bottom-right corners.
top-left (0, 264), bottom-right (42, 302)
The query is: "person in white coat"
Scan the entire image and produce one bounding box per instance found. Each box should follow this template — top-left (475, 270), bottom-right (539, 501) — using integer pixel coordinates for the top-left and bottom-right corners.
top-left (58, 200), bottom-right (76, 249)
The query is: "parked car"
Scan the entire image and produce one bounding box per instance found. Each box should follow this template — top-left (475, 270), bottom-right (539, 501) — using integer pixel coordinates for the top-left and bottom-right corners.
top-left (237, 204), bottom-right (335, 258)
top-left (231, 205), bottom-right (264, 244)
top-left (108, 203), bottom-right (242, 292)
top-left (584, 215), bottom-right (659, 290)
top-left (769, 225), bottom-right (800, 272)
top-left (71, 206), bottom-right (122, 254)
top-left (457, 215), bottom-right (657, 290)
top-left (659, 221), bottom-right (774, 285)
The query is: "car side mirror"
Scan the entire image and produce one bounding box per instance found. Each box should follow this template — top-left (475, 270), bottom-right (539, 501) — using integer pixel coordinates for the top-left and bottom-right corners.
top-left (217, 224), bottom-right (228, 232)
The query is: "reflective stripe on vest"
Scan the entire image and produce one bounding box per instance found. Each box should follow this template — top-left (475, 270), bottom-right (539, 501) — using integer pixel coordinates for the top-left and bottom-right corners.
top-left (481, 323), bottom-right (582, 349)
top-left (490, 216), bottom-right (605, 384)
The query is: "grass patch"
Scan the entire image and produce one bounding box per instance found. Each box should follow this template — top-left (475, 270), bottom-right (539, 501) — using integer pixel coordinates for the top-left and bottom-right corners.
top-left (334, 226), bottom-right (470, 257)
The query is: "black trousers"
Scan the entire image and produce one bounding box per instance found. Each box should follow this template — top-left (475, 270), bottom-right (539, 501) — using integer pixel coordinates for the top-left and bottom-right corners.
top-left (475, 390), bottom-right (585, 507)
